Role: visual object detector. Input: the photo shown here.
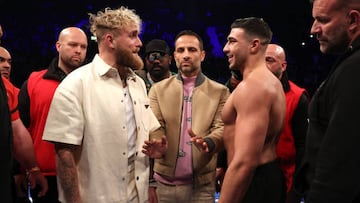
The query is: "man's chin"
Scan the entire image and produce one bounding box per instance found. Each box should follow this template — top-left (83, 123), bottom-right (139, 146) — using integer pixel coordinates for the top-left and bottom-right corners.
top-left (229, 66), bottom-right (236, 71)
top-left (150, 70), bottom-right (163, 76)
top-left (131, 57), bottom-right (144, 70)
top-left (0, 72), bottom-right (9, 78)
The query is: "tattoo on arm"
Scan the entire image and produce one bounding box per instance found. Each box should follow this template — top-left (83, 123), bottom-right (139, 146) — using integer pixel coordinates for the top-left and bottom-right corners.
top-left (55, 143), bottom-right (82, 203)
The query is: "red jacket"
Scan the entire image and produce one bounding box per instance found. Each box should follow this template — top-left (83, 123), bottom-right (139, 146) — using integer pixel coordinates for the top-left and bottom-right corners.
top-left (26, 70), bottom-right (60, 176)
top-left (276, 81), bottom-right (306, 192)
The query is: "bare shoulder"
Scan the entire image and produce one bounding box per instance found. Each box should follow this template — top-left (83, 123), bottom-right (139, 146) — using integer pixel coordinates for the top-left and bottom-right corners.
top-left (233, 69), bottom-right (283, 112)
top-left (234, 71), bottom-right (274, 98)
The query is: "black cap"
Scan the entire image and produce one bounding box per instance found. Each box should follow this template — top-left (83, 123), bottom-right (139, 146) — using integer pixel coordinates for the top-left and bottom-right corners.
top-left (145, 39), bottom-right (170, 55)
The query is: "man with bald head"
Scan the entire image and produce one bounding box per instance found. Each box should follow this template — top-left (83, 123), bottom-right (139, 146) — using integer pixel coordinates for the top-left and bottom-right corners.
top-left (0, 46), bottom-right (12, 79)
top-left (17, 26), bottom-right (88, 202)
top-left (265, 44), bottom-right (309, 203)
top-left (0, 34), bottom-right (48, 202)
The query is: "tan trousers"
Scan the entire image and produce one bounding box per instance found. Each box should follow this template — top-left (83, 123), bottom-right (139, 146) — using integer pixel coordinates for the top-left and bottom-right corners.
top-left (156, 181), bottom-right (215, 203)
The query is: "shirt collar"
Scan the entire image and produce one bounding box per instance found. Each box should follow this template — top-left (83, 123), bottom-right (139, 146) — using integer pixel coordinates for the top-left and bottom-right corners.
top-left (93, 54), bottom-right (138, 82)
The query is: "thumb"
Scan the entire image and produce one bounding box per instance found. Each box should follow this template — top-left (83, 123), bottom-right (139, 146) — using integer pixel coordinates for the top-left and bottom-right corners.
top-left (188, 128), bottom-right (195, 137)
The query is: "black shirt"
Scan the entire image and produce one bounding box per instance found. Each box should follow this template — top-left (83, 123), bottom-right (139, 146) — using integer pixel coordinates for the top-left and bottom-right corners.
top-left (0, 77), bottom-right (14, 203)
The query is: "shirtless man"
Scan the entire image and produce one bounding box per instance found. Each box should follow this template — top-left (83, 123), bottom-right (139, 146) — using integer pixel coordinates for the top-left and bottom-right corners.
top-left (219, 17), bottom-right (286, 203)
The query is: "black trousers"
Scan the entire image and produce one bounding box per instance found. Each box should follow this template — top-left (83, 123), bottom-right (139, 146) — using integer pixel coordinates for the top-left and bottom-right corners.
top-left (242, 159), bottom-right (286, 203)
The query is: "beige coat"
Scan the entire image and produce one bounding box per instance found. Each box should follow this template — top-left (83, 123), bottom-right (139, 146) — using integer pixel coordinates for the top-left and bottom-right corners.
top-left (149, 73), bottom-right (230, 187)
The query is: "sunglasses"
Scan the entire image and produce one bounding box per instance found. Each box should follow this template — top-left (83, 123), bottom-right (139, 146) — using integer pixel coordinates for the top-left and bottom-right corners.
top-left (148, 52), bottom-right (166, 62)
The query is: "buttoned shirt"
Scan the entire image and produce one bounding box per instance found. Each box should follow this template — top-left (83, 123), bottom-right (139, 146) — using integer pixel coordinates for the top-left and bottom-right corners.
top-left (43, 54), bottom-right (160, 203)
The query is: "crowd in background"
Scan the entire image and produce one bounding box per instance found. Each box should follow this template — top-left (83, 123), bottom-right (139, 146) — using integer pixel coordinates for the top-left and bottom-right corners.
top-left (2, 0), bottom-right (360, 202)
top-left (0, 0), bottom-right (332, 97)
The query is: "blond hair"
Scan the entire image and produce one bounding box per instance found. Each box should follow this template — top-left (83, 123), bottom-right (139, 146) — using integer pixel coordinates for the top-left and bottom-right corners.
top-left (89, 6), bottom-right (142, 41)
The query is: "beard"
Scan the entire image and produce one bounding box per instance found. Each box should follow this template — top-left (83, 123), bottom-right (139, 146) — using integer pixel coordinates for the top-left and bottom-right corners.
top-left (323, 28), bottom-right (351, 55)
top-left (115, 47), bottom-right (144, 70)
top-left (149, 65), bottom-right (168, 78)
top-left (273, 68), bottom-right (282, 79)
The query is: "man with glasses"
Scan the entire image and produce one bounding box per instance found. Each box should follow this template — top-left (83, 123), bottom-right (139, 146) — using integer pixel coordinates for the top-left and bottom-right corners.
top-left (136, 39), bottom-right (176, 93)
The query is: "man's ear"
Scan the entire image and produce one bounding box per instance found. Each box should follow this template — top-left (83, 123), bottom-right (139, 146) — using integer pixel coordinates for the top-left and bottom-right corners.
top-left (104, 33), bottom-right (115, 48)
top-left (251, 39), bottom-right (257, 47)
top-left (249, 39), bottom-right (260, 53)
top-left (348, 10), bottom-right (360, 33)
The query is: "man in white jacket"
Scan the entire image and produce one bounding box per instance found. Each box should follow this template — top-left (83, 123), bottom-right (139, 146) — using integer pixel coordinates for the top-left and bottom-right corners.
top-left (43, 7), bottom-right (165, 203)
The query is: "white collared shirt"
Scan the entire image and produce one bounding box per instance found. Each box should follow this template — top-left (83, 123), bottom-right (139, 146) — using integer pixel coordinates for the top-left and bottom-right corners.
top-left (43, 54), bottom-right (160, 203)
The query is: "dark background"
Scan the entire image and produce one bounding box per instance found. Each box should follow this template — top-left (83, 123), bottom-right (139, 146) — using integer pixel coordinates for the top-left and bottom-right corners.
top-left (0, 0), bottom-right (335, 96)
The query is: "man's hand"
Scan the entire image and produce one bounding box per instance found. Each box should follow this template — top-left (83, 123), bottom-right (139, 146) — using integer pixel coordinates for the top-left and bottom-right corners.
top-left (142, 135), bottom-right (168, 159)
top-left (28, 169), bottom-right (48, 197)
top-left (188, 128), bottom-right (209, 152)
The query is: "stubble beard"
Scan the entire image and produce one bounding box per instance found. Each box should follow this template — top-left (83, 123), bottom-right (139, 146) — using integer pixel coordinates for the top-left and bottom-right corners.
top-left (62, 55), bottom-right (85, 71)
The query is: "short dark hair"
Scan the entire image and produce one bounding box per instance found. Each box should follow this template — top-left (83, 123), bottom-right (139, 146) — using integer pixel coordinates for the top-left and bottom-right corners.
top-left (174, 30), bottom-right (204, 50)
top-left (231, 17), bottom-right (273, 45)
